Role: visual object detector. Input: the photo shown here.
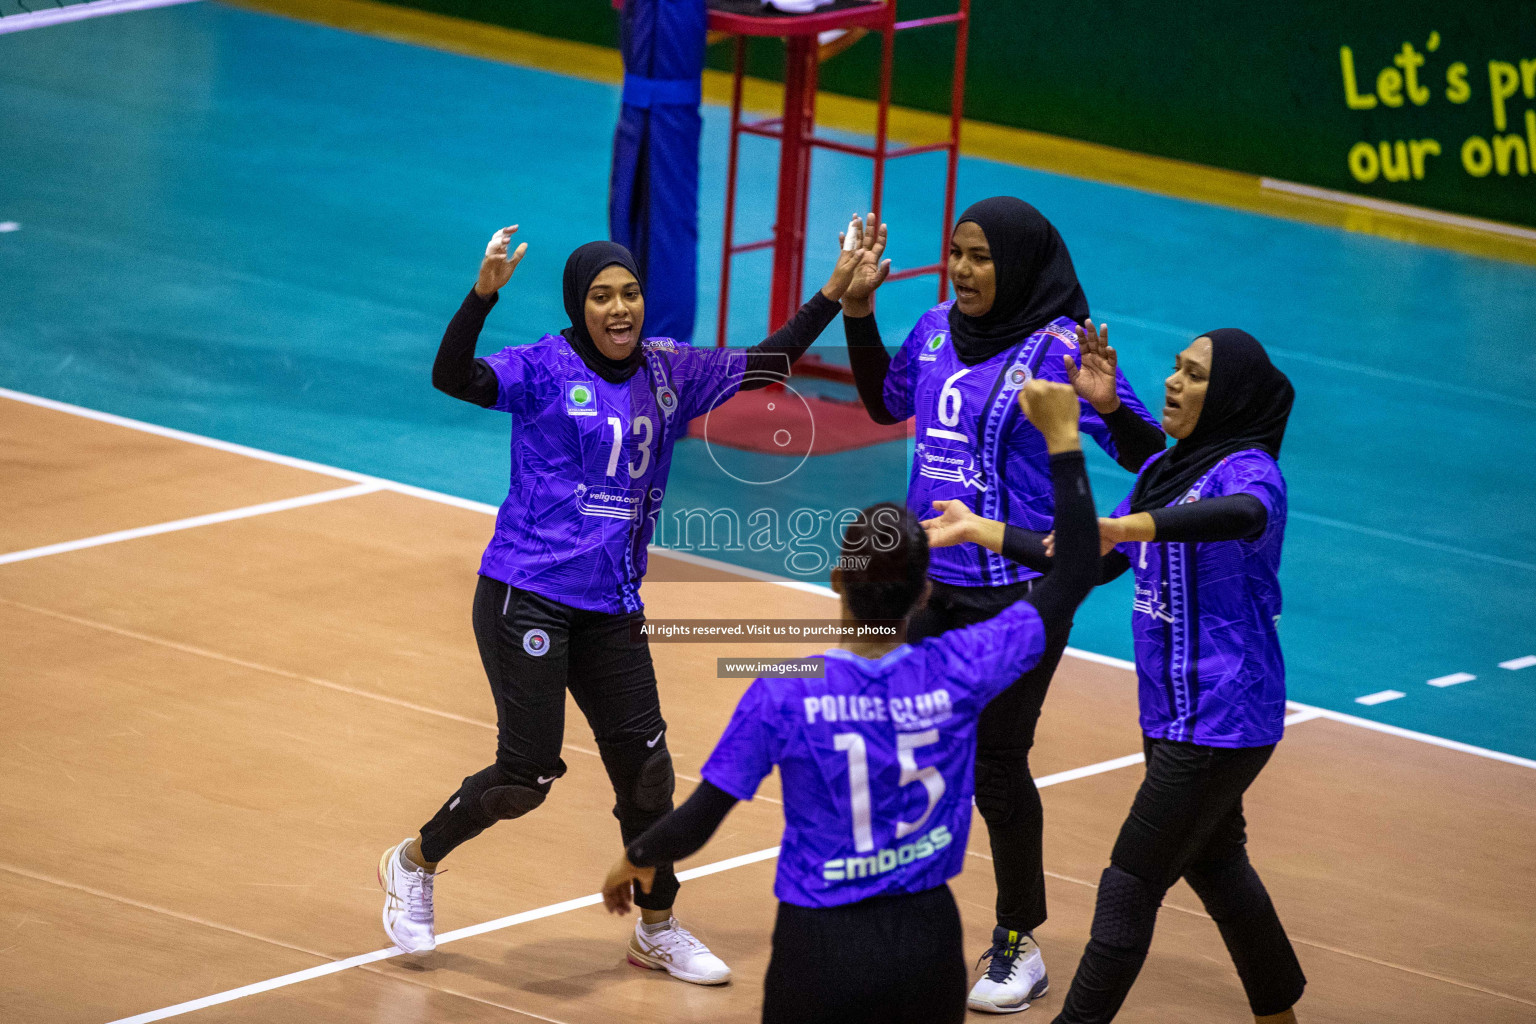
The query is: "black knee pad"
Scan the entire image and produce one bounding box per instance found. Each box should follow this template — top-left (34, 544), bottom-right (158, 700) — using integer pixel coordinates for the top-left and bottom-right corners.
top-left (481, 783), bottom-right (546, 821)
top-left (459, 762), bottom-right (559, 825)
top-left (973, 754), bottom-right (1030, 824)
top-left (1090, 865), bottom-right (1163, 952)
top-left (633, 747), bottom-right (675, 813)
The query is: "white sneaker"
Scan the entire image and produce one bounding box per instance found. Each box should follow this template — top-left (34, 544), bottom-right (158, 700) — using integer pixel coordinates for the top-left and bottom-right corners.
top-left (967, 927), bottom-right (1048, 1014)
top-left (626, 917), bottom-right (732, 985)
top-left (378, 839), bottom-right (436, 954)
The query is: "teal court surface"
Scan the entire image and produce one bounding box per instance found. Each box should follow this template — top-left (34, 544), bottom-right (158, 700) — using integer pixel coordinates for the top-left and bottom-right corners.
top-left (3, 0), bottom-right (1535, 763)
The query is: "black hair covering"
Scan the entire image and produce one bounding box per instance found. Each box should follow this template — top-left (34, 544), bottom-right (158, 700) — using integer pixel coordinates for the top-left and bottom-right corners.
top-left (561, 240), bottom-right (644, 383)
top-left (947, 196), bottom-right (1090, 365)
top-left (841, 502), bottom-right (930, 622)
top-left (1129, 328), bottom-right (1294, 513)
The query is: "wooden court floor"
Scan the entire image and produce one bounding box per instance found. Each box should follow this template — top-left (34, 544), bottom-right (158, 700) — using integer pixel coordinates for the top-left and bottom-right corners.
top-left (3, 392), bottom-right (1535, 1024)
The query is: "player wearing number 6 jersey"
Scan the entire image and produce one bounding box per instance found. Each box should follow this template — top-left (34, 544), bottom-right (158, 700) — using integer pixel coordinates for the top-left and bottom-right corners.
top-left (376, 223), bottom-right (864, 982)
top-left (841, 196), bottom-right (1164, 1011)
top-left (602, 380), bottom-right (1102, 1024)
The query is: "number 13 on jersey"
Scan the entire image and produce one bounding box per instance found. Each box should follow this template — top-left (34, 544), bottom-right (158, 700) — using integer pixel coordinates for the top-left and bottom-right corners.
top-left (605, 415), bottom-right (653, 478)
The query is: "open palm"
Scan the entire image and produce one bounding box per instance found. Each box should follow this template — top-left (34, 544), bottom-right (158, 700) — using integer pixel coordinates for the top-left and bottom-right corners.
top-left (841, 212), bottom-right (890, 313)
top-left (923, 499), bottom-right (976, 548)
top-left (1064, 318), bottom-right (1119, 414)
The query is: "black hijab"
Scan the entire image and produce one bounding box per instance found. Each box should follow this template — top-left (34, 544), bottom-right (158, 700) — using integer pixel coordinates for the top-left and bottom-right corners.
top-left (1129, 328), bottom-right (1294, 513)
top-left (562, 240), bottom-right (644, 383)
top-left (947, 196), bottom-right (1089, 365)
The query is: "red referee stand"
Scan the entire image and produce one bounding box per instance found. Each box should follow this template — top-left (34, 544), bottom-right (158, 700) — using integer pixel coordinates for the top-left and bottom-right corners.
top-left (710, 0), bottom-right (971, 379)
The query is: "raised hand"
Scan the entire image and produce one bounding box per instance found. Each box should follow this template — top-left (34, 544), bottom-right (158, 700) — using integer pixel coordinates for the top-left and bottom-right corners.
top-left (840, 211), bottom-right (890, 316)
top-left (475, 224), bottom-right (528, 298)
top-left (821, 214), bottom-right (873, 301)
top-left (1064, 318), bottom-right (1120, 414)
top-left (1017, 379), bottom-right (1082, 454)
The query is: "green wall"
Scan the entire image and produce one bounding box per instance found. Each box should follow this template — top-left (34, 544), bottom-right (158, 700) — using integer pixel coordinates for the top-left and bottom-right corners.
top-left (386, 1), bottom-right (1536, 228)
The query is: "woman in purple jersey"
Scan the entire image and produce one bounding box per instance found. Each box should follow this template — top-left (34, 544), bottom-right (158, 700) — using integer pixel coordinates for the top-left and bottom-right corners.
top-left (925, 328), bottom-right (1306, 1023)
top-left (600, 380), bottom-right (1104, 1024)
top-left (376, 223), bottom-right (864, 983)
top-left (841, 196), bottom-right (1166, 1012)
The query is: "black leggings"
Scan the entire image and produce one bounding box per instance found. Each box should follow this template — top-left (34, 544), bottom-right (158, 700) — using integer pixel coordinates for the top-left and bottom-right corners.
top-left (1052, 738), bottom-right (1305, 1023)
top-left (417, 576), bottom-right (680, 910)
top-left (762, 885), bottom-right (967, 1024)
top-left (907, 577), bottom-right (1071, 935)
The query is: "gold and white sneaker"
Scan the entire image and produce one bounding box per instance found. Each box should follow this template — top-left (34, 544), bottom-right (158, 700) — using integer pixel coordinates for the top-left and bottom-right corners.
top-left (626, 916), bottom-right (731, 985)
top-left (378, 839), bottom-right (436, 954)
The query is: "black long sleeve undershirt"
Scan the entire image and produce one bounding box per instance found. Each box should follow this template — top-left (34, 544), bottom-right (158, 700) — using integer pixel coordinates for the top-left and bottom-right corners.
top-left (431, 288), bottom-right (841, 408)
top-left (625, 780), bottom-right (739, 868)
top-left (1149, 493), bottom-right (1268, 542)
top-left (1000, 492), bottom-right (1269, 585)
top-left (432, 289), bottom-right (502, 407)
top-left (1101, 401), bottom-right (1167, 472)
top-left (1020, 449), bottom-right (1100, 629)
top-left (738, 291), bottom-right (841, 391)
top-left (843, 311), bottom-right (901, 424)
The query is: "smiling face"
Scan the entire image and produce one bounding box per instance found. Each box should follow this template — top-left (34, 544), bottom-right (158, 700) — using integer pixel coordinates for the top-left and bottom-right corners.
top-left (585, 265), bottom-right (644, 359)
top-left (1163, 335), bottom-right (1213, 439)
top-left (948, 221), bottom-right (997, 317)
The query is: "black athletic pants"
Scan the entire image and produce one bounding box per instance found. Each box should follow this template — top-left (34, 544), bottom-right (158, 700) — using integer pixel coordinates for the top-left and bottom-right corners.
top-left (417, 576), bottom-right (680, 910)
top-left (907, 577), bottom-right (1070, 935)
top-left (761, 885), bottom-right (967, 1024)
top-left (1052, 738), bottom-right (1305, 1023)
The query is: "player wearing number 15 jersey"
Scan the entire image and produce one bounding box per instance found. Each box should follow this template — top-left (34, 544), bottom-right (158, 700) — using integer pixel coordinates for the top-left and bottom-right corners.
top-left (604, 380), bottom-right (1103, 1024)
top-left (377, 225), bottom-right (865, 984)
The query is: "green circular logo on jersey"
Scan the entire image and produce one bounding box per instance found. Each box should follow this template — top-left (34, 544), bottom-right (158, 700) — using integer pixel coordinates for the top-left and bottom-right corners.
top-left (570, 385), bottom-right (592, 405)
top-left (926, 334), bottom-right (945, 352)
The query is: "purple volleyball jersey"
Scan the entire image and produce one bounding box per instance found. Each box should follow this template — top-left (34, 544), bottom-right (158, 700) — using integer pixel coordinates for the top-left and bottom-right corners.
top-left (478, 334), bottom-right (747, 613)
top-left (1111, 449), bottom-right (1289, 747)
top-left (701, 601), bottom-right (1047, 908)
top-left (885, 303), bottom-right (1157, 588)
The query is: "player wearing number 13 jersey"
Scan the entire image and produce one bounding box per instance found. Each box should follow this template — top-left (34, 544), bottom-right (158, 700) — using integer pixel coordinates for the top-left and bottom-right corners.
top-left (603, 380), bottom-right (1103, 1024)
top-left (376, 227), bottom-right (864, 984)
top-left (843, 197), bottom-right (1164, 1011)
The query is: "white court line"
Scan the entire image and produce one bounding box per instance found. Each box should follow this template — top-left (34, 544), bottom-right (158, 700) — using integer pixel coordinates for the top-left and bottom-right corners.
top-left (1499, 655), bottom-right (1536, 671)
top-left (1427, 672), bottom-right (1476, 688)
top-left (107, 713), bottom-right (1350, 1024)
top-left (0, 483), bottom-right (382, 566)
top-left (1286, 701), bottom-right (1536, 771)
top-left (0, 377), bottom-right (1515, 1019)
top-left (106, 847), bottom-right (784, 1024)
top-left (5, 384), bottom-right (1534, 778)
top-left (1355, 690), bottom-right (1405, 706)
top-left (0, 0), bottom-right (200, 36)
top-left (108, 742), bottom-right (1159, 1024)
top-left (1031, 708), bottom-right (1323, 789)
